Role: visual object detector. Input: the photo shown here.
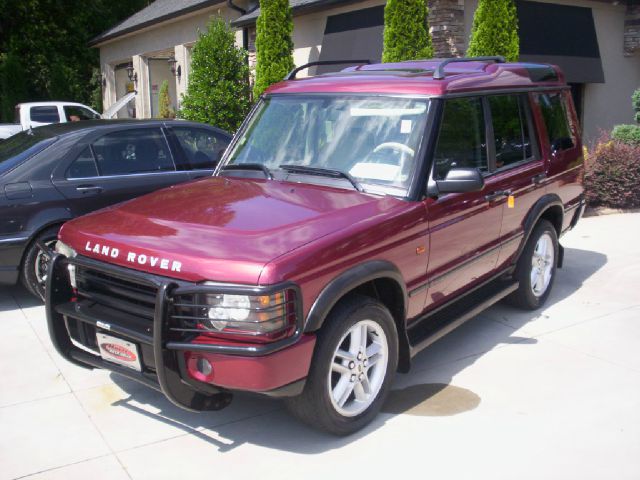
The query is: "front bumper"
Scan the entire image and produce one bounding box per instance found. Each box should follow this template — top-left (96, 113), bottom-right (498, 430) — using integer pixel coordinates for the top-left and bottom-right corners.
top-left (46, 253), bottom-right (315, 412)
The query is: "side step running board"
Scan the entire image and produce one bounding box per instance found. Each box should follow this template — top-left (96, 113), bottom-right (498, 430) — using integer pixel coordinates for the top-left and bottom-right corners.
top-left (407, 279), bottom-right (518, 357)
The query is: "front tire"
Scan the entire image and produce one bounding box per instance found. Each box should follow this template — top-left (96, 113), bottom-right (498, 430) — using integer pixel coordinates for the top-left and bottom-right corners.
top-left (507, 219), bottom-right (558, 310)
top-left (21, 226), bottom-right (59, 301)
top-left (286, 296), bottom-right (398, 436)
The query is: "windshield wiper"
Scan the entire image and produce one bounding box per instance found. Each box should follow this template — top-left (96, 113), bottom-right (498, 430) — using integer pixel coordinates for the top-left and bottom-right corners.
top-left (279, 164), bottom-right (363, 192)
top-left (221, 163), bottom-right (273, 179)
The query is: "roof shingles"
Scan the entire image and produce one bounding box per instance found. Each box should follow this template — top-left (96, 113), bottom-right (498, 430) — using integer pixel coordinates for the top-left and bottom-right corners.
top-left (90, 0), bottom-right (224, 46)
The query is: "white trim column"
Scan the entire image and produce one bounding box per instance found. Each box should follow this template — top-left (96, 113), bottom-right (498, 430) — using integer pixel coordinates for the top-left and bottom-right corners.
top-left (174, 44), bottom-right (191, 109)
top-left (102, 62), bottom-right (117, 114)
top-left (132, 54), bottom-right (151, 118)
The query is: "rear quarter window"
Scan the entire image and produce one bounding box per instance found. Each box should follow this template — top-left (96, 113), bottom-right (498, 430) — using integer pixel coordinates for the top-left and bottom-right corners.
top-left (0, 133), bottom-right (57, 176)
top-left (30, 106), bottom-right (60, 123)
top-left (536, 92), bottom-right (575, 153)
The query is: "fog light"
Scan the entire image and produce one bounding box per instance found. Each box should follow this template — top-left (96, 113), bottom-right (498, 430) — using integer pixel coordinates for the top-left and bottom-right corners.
top-left (196, 357), bottom-right (213, 376)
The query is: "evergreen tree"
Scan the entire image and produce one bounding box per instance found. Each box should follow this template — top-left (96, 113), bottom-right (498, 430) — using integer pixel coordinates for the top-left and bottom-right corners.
top-left (180, 18), bottom-right (251, 132)
top-left (253, 0), bottom-right (294, 98)
top-left (632, 88), bottom-right (639, 124)
top-left (467, 0), bottom-right (519, 61)
top-left (158, 80), bottom-right (174, 118)
top-left (382, 0), bottom-right (433, 63)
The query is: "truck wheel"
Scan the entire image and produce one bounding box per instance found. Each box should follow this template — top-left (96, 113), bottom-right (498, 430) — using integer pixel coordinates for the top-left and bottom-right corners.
top-left (286, 296), bottom-right (398, 436)
top-left (507, 219), bottom-right (558, 310)
top-left (21, 226), bottom-right (59, 301)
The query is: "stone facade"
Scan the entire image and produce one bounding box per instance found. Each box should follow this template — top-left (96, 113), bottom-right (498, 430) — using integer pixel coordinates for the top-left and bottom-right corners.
top-left (625, 3), bottom-right (640, 56)
top-left (428, 0), bottom-right (466, 58)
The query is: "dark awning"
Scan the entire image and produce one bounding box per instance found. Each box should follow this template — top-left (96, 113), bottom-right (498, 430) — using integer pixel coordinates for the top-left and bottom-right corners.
top-left (517, 0), bottom-right (604, 83)
top-left (315, 5), bottom-right (385, 75)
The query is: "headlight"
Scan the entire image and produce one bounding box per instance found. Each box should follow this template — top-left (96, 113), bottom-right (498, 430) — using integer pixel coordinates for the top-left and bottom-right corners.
top-left (55, 240), bottom-right (77, 258)
top-left (171, 289), bottom-right (295, 338)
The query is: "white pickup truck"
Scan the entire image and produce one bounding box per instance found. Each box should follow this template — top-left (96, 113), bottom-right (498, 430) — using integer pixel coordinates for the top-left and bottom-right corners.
top-left (0, 101), bottom-right (102, 140)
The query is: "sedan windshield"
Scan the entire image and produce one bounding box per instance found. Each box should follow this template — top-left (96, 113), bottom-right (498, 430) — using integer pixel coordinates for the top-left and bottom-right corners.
top-left (0, 130), bottom-right (56, 176)
top-left (225, 95), bottom-right (430, 195)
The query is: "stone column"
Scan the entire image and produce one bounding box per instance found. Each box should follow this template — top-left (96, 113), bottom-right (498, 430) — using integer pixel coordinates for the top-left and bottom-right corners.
top-left (132, 55), bottom-right (150, 119)
top-left (429, 0), bottom-right (466, 58)
top-left (174, 44), bottom-right (191, 109)
top-left (625, 3), bottom-right (640, 57)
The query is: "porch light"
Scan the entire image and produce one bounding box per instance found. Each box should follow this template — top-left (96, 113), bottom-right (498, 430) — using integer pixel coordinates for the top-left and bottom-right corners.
top-left (126, 63), bottom-right (138, 85)
top-left (168, 56), bottom-right (181, 79)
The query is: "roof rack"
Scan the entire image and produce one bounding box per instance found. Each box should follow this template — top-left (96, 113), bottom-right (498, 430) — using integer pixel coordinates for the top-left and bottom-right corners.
top-left (432, 56), bottom-right (506, 80)
top-left (284, 59), bottom-right (371, 81)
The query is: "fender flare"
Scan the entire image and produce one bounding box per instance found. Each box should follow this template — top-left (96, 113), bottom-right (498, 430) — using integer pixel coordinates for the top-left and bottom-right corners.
top-left (512, 193), bottom-right (564, 268)
top-left (304, 260), bottom-right (408, 333)
top-left (20, 210), bottom-right (73, 265)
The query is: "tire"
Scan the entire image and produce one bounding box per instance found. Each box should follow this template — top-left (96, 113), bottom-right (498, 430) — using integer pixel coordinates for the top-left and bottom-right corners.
top-left (285, 295), bottom-right (399, 436)
top-left (506, 219), bottom-right (558, 310)
top-left (21, 226), bottom-right (60, 301)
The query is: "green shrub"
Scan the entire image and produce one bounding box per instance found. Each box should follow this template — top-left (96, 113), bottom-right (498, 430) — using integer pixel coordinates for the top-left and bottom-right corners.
top-left (467, 0), bottom-right (519, 62)
top-left (253, 0), bottom-right (294, 99)
top-left (180, 18), bottom-right (251, 132)
top-left (611, 124), bottom-right (640, 146)
top-left (632, 88), bottom-right (640, 124)
top-left (584, 134), bottom-right (640, 208)
top-left (382, 0), bottom-right (433, 63)
top-left (158, 80), bottom-right (174, 119)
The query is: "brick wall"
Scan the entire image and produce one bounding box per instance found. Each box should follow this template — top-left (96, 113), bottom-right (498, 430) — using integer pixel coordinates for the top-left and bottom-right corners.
top-left (428, 0), bottom-right (466, 58)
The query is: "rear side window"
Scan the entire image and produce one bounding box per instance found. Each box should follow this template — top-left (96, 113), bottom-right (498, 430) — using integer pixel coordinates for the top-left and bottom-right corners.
top-left (64, 106), bottom-right (100, 121)
top-left (433, 97), bottom-right (487, 180)
top-left (0, 133), bottom-right (56, 176)
top-left (30, 106), bottom-right (60, 123)
top-left (91, 128), bottom-right (175, 176)
top-left (66, 147), bottom-right (99, 179)
top-left (488, 94), bottom-right (533, 169)
top-left (172, 127), bottom-right (230, 169)
top-left (537, 92), bottom-right (575, 152)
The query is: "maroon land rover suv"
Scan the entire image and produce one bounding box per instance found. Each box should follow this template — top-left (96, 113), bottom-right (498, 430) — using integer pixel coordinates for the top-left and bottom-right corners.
top-left (46, 57), bottom-right (585, 435)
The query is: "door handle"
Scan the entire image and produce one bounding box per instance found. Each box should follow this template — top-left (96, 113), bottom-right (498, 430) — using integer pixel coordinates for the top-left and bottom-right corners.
top-left (76, 185), bottom-right (103, 194)
top-left (485, 190), bottom-right (511, 202)
top-left (532, 173), bottom-right (547, 185)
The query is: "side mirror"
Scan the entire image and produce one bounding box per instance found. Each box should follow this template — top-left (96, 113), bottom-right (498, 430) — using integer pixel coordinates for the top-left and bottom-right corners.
top-left (435, 168), bottom-right (485, 194)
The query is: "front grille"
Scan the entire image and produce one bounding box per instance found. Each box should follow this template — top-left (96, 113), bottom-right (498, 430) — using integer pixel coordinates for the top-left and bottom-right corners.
top-left (75, 266), bottom-right (158, 321)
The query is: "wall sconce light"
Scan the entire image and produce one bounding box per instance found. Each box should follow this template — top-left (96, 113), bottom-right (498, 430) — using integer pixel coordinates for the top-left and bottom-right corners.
top-left (126, 62), bottom-right (138, 85)
top-left (168, 56), bottom-right (181, 79)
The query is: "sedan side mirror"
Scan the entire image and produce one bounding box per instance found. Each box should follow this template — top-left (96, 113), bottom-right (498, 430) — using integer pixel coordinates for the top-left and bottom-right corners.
top-left (435, 167), bottom-right (485, 194)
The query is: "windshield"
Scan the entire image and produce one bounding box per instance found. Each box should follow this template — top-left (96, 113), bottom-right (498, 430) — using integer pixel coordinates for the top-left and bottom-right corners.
top-left (0, 130), bottom-right (56, 176)
top-left (225, 95), bottom-right (430, 196)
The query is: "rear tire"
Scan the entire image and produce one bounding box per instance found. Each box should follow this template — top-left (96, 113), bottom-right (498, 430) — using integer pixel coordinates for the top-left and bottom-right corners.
top-left (21, 226), bottom-right (60, 301)
top-left (285, 296), bottom-right (398, 436)
top-left (506, 219), bottom-right (558, 310)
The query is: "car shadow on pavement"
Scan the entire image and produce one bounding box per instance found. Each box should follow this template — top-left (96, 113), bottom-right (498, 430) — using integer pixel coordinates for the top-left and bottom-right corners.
top-left (0, 285), bottom-right (42, 313)
top-left (102, 246), bottom-right (606, 452)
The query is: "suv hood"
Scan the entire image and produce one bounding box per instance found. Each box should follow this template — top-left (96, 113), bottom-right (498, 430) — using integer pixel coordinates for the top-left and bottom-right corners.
top-left (60, 177), bottom-right (404, 284)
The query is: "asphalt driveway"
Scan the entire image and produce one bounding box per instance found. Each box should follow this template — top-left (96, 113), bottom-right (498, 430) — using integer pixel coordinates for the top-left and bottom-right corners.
top-left (1, 213), bottom-right (639, 480)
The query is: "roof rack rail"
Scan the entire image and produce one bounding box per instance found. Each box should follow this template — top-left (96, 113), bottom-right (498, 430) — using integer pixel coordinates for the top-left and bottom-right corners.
top-left (284, 59), bottom-right (371, 81)
top-left (433, 56), bottom-right (506, 80)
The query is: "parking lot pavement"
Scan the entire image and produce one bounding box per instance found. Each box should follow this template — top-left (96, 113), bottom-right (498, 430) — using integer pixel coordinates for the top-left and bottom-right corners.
top-left (1, 213), bottom-right (639, 480)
